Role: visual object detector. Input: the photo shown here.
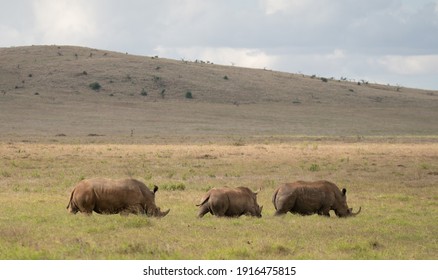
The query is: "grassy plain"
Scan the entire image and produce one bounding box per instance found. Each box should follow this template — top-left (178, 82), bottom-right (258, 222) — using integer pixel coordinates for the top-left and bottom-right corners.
top-left (0, 140), bottom-right (437, 259)
top-left (1, 45), bottom-right (437, 260)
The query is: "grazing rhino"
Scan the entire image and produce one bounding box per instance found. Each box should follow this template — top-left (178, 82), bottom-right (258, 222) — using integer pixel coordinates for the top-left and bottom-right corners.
top-left (67, 178), bottom-right (170, 217)
top-left (197, 186), bottom-right (263, 218)
top-left (272, 180), bottom-right (361, 217)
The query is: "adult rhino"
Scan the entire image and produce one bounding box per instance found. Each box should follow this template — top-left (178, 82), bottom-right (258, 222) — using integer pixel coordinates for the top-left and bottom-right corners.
top-left (272, 180), bottom-right (361, 217)
top-left (197, 186), bottom-right (263, 218)
top-left (67, 178), bottom-right (170, 217)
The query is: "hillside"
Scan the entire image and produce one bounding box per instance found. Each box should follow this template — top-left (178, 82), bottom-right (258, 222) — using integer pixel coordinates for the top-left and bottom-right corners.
top-left (1, 45), bottom-right (437, 142)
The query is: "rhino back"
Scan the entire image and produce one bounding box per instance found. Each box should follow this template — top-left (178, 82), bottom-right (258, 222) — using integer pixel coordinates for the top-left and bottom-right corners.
top-left (88, 178), bottom-right (147, 213)
top-left (207, 190), bottom-right (229, 215)
top-left (294, 185), bottom-right (334, 212)
top-left (205, 188), bottom-right (252, 216)
top-left (224, 188), bottom-right (256, 215)
top-left (275, 182), bottom-right (335, 213)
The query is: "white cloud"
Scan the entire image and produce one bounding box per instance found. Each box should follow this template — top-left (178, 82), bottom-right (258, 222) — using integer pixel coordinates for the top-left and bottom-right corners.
top-left (270, 49), bottom-right (353, 80)
top-left (261, 0), bottom-right (326, 16)
top-left (261, 0), bottom-right (296, 15)
top-left (33, 0), bottom-right (97, 45)
top-left (0, 25), bottom-right (21, 45)
top-left (325, 49), bottom-right (346, 60)
top-left (378, 55), bottom-right (438, 75)
top-left (260, 0), bottom-right (337, 27)
top-left (200, 48), bottom-right (277, 69)
top-left (154, 46), bottom-right (277, 69)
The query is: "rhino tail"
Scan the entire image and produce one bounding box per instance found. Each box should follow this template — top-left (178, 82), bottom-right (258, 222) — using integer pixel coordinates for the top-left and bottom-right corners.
top-left (271, 188), bottom-right (279, 211)
top-left (66, 190), bottom-right (75, 209)
top-left (67, 188), bottom-right (78, 214)
top-left (196, 194), bottom-right (210, 207)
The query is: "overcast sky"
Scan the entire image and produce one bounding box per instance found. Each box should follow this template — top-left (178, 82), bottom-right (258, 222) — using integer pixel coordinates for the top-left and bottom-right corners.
top-left (1, 0), bottom-right (438, 90)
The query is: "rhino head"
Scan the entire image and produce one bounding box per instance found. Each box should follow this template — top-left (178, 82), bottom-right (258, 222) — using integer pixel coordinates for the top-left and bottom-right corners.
top-left (250, 188), bottom-right (263, 218)
top-left (250, 204), bottom-right (263, 218)
top-left (146, 185), bottom-right (170, 218)
top-left (334, 188), bottom-right (361, 218)
top-left (147, 206), bottom-right (170, 218)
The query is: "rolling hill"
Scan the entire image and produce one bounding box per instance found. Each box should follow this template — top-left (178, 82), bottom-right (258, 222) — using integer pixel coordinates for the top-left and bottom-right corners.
top-left (1, 45), bottom-right (437, 142)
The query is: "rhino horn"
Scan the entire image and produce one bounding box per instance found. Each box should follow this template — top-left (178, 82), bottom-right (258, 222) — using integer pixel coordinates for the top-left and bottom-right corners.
top-left (160, 208), bottom-right (170, 217)
top-left (255, 187), bottom-right (262, 195)
top-left (351, 207), bottom-right (361, 216)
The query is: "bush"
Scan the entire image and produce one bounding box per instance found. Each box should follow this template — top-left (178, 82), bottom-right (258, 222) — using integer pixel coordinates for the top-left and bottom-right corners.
top-left (160, 183), bottom-right (186, 191)
top-left (89, 82), bottom-right (101, 91)
top-left (140, 88), bottom-right (147, 96)
top-left (185, 91), bottom-right (193, 99)
top-left (309, 163), bottom-right (320, 172)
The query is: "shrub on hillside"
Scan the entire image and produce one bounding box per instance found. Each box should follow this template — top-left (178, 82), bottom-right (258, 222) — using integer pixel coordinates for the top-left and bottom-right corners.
top-left (309, 163), bottom-right (320, 172)
top-left (159, 183), bottom-right (186, 191)
top-left (89, 82), bottom-right (101, 91)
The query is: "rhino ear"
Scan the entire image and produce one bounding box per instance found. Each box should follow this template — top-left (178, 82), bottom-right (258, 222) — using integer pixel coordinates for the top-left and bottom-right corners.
top-left (153, 185), bottom-right (159, 193)
top-left (342, 188), bottom-right (347, 196)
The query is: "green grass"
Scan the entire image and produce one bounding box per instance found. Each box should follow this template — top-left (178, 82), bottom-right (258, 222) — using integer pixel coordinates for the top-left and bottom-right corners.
top-left (0, 141), bottom-right (437, 259)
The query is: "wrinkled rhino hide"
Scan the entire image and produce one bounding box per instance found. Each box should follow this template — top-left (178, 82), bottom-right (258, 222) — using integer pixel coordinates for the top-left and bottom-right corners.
top-left (67, 178), bottom-right (169, 217)
top-left (272, 180), bottom-right (360, 217)
top-left (197, 186), bottom-right (262, 218)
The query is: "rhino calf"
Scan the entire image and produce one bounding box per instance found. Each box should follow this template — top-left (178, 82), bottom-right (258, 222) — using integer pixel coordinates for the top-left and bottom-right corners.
top-left (272, 180), bottom-right (361, 217)
top-left (197, 186), bottom-right (263, 218)
top-left (67, 178), bottom-right (170, 217)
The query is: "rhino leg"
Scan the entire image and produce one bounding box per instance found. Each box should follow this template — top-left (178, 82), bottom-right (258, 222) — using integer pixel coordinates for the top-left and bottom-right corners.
top-left (274, 209), bottom-right (288, 216)
top-left (212, 209), bottom-right (227, 217)
top-left (67, 201), bottom-right (79, 214)
top-left (318, 206), bottom-right (331, 217)
top-left (197, 203), bottom-right (211, 218)
top-left (119, 205), bottom-right (141, 216)
top-left (274, 194), bottom-right (297, 216)
top-left (318, 210), bottom-right (330, 217)
top-left (129, 204), bottom-right (144, 215)
top-left (210, 201), bottom-right (227, 217)
top-left (74, 193), bottom-right (95, 215)
top-left (77, 202), bottom-right (94, 215)
top-left (80, 208), bottom-right (93, 215)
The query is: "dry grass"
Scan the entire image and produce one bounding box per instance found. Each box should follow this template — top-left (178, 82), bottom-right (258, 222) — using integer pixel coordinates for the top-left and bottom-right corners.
top-left (1, 45), bottom-right (437, 139)
top-left (0, 45), bottom-right (437, 259)
top-left (0, 141), bottom-right (437, 259)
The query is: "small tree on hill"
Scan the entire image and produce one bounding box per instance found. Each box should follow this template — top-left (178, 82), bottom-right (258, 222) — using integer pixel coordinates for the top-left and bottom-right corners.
top-left (89, 82), bottom-right (101, 91)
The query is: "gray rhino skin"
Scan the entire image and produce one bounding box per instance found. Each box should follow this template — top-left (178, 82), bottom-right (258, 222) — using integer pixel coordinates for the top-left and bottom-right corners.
top-left (197, 186), bottom-right (263, 218)
top-left (67, 178), bottom-right (170, 217)
top-left (272, 180), bottom-right (361, 217)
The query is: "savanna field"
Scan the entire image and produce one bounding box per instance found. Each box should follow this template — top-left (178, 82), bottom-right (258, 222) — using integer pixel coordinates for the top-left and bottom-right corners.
top-left (0, 140), bottom-right (437, 259)
top-left (0, 45), bottom-right (437, 260)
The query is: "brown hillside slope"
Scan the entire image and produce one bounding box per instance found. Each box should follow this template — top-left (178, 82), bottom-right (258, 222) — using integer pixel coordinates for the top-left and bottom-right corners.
top-left (1, 45), bottom-right (437, 142)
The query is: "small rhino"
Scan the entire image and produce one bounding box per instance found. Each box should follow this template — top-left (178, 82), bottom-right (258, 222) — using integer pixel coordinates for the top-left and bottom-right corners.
top-left (272, 180), bottom-right (361, 217)
top-left (197, 186), bottom-right (263, 218)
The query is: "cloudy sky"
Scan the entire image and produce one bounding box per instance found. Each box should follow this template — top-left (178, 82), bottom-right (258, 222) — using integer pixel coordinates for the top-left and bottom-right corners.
top-left (1, 0), bottom-right (438, 90)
